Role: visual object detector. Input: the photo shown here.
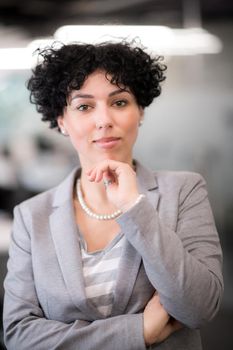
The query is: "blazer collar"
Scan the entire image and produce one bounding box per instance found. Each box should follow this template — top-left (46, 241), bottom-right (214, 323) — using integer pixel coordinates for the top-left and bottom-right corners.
top-left (52, 167), bottom-right (80, 208)
top-left (134, 159), bottom-right (158, 192)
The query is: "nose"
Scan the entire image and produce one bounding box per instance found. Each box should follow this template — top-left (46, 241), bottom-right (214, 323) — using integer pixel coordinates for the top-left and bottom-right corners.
top-left (96, 121), bottom-right (113, 129)
top-left (95, 106), bottom-right (113, 130)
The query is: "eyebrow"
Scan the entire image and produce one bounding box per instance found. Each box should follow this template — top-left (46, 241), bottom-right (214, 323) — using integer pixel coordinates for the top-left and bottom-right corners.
top-left (69, 89), bottom-right (130, 102)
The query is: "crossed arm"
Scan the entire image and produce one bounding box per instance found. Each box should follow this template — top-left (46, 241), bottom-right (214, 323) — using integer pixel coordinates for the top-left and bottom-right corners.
top-left (4, 206), bottom-right (181, 350)
top-left (3, 163), bottom-right (223, 349)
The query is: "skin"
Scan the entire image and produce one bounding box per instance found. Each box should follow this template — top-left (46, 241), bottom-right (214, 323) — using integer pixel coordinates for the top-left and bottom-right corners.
top-left (58, 70), bottom-right (182, 345)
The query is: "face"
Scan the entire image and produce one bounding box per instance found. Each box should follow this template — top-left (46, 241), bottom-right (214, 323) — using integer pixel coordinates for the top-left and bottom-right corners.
top-left (58, 70), bottom-right (143, 169)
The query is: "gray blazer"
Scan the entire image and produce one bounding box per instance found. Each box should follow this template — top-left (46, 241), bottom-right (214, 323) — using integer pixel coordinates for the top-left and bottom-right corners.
top-left (3, 161), bottom-right (223, 350)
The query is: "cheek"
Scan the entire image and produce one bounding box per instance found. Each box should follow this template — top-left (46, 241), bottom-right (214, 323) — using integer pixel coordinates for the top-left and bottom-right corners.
top-left (66, 126), bottom-right (88, 152)
top-left (122, 121), bottom-right (139, 147)
top-left (124, 115), bottom-right (140, 135)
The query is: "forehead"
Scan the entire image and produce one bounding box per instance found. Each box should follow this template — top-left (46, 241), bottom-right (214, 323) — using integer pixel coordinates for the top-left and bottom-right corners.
top-left (80, 70), bottom-right (121, 91)
top-left (68, 70), bottom-right (131, 101)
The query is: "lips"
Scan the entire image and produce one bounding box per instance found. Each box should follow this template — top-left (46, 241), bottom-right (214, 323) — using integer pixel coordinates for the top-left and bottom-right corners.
top-left (94, 137), bottom-right (120, 143)
top-left (93, 137), bottom-right (121, 149)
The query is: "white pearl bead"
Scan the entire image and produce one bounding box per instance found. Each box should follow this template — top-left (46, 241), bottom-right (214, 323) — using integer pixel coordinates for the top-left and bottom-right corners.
top-left (77, 179), bottom-right (122, 220)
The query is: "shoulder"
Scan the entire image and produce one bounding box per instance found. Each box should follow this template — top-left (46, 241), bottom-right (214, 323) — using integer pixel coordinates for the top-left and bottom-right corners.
top-left (153, 170), bottom-right (208, 205)
top-left (14, 186), bottom-right (57, 223)
top-left (135, 160), bottom-right (205, 190)
top-left (154, 170), bottom-right (206, 188)
top-left (14, 166), bottom-right (79, 220)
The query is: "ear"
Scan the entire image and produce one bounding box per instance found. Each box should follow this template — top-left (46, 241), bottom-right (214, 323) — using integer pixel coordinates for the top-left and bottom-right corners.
top-left (139, 106), bottom-right (144, 118)
top-left (57, 116), bottom-right (69, 136)
top-left (57, 116), bottom-right (65, 130)
top-left (139, 107), bottom-right (144, 123)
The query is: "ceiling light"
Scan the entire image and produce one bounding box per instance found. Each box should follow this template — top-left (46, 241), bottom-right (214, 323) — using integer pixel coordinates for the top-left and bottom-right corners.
top-left (55, 25), bottom-right (222, 55)
top-left (0, 25), bottom-right (222, 70)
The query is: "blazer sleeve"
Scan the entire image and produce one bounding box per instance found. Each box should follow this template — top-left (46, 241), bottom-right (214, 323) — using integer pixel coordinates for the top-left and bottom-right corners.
top-left (117, 172), bottom-right (224, 329)
top-left (3, 206), bottom-right (146, 350)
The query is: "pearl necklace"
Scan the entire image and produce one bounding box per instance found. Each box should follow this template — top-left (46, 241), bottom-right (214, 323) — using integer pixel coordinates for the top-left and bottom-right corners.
top-left (76, 179), bottom-right (122, 220)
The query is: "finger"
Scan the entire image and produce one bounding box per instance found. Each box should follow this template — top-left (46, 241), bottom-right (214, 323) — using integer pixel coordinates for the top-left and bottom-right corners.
top-left (93, 160), bottom-right (121, 179)
top-left (86, 169), bottom-right (97, 182)
top-left (90, 163), bottom-right (118, 182)
top-left (171, 320), bottom-right (183, 331)
top-left (87, 166), bottom-right (108, 182)
top-left (87, 160), bottom-right (132, 187)
top-left (157, 319), bottom-right (183, 344)
top-left (156, 323), bottom-right (174, 343)
top-left (87, 164), bottom-right (108, 182)
top-left (95, 167), bottom-right (109, 182)
top-left (103, 170), bottom-right (113, 188)
top-left (103, 178), bottom-right (114, 189)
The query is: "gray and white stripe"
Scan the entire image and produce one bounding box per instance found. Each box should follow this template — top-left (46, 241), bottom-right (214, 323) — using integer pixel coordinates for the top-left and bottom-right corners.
top-left (79, 232), bottom-right (125, 317)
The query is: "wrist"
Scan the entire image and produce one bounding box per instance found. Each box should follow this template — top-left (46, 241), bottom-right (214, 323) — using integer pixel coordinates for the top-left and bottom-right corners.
top-left (121, 194), bottom-right (145, 212)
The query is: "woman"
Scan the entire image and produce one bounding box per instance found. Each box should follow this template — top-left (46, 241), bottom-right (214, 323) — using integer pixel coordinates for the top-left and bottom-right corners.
top-left (3, 42), bottom-right (223, 349)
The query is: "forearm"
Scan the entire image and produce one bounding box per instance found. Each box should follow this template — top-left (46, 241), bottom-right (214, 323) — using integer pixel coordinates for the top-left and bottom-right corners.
top-left (4, 297), bottom-right (145, 350)
top-left (117, 194), bottom-right (223, 328)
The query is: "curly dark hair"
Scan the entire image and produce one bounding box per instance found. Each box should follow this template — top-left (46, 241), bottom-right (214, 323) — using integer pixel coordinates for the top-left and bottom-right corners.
top-left (27, 41), bottom-right (167, 129)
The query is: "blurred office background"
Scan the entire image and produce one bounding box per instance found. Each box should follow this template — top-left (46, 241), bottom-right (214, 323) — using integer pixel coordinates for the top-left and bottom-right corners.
top-left (0, 0), bottom-right (233, 349)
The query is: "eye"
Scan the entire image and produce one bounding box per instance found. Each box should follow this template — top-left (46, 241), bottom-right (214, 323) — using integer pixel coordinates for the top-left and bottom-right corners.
top-left (113, 100), bottom-right (128, 107)
top-left (77, 104), bottom-right (91, 111)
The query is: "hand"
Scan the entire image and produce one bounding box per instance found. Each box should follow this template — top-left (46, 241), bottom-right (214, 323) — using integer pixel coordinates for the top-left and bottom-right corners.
top-left (155, 318), bottom-right (183, 344)
top-left (86, 160), bottom-right (140, 211)
top-left (143, 293), bottom-right (170, 346)
top-left (143, 293), bottom-right (183, 346)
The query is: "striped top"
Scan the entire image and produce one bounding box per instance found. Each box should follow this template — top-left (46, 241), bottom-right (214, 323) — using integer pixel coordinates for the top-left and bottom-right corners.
top-left (79, 232), bottom-right (125, 317)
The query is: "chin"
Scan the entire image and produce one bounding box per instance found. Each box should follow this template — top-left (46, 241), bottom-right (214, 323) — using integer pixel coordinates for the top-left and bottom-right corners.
top-left (96, 152), bottom-right (128, 163)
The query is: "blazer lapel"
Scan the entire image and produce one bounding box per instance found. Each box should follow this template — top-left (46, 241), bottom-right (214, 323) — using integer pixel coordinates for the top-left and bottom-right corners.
top-left (136, 160), bottom-right (160, 210)
top-left (49, 201), bottom-right (84, 303)
top-left (111, 240), bottom-right (142, 316)
top-left (112, 161), bottom-right (160, 315)
top-left (49, 168), bottom-right (103, 320)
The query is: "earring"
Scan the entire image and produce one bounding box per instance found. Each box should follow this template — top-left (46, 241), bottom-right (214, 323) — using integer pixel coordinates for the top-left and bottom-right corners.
top-left (61, 129), bottom-right (68, 136)
top-left (139, 119), bottom-right (143, 126)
